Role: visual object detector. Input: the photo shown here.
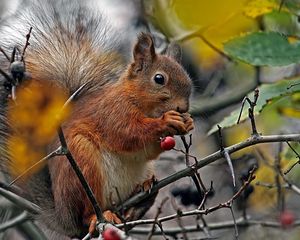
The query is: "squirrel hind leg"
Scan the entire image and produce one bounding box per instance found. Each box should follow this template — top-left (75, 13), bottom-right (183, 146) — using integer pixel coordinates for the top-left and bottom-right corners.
top-left (86, 211), bottom-right (122, 236)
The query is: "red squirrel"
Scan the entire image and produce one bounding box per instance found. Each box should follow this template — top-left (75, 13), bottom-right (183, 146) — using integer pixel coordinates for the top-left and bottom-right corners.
top-left (0, 0), bottom-right (194, 238)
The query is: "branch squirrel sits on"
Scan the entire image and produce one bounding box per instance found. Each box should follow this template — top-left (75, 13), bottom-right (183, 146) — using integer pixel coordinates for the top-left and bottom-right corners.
top-left (0, 0), bottom-right (194, 238)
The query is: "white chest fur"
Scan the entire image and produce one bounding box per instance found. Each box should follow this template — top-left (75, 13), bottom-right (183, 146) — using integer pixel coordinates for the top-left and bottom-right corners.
top-left (100, 150), bottom-right (154, 208)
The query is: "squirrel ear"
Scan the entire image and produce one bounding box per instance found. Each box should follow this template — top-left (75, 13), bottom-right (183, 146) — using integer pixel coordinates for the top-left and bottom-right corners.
top-left (132, 33), bottom-right (156, 71)
top-left (166, 42), bottom-right (182, 63)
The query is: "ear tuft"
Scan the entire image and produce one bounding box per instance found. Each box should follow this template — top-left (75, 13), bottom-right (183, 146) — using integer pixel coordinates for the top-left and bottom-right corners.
top-left (166, 42), bottom-right (182, 63)
top-left (132, 33), bottom-right (156, 72)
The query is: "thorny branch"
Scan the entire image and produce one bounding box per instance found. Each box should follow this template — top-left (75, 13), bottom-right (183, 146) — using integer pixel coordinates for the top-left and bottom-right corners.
top-left (173, 29), bottom-right (232, 61)
top-left (218, 125), bottom-right (236, 187)
top-left (237, 88), bottom-right (259, 136)
top-left (180, 135), bottom-right (205, 200)
top-left (119, 133), bottom-right (300, 211)
top-left (3, 130), bottom-right (300, 238)
top-left (255, 181), bottom-right (300, 196)
top-left (130, 218), bottom-right (300, 236)
top-left (147, 197), bottom-right (169, 240)
top-left (171, 198), bottom-right (188, 240)
top-left (116, 167), bottom-right (256, 229)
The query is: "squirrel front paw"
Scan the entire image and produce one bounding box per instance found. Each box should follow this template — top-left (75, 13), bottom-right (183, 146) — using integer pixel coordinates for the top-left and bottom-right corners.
top-left (124, 176), bottom-right (158, 221)
top-left (162, 110), bottom-right (194, 136)
top-left (132, 175), bottom-right (157, 194)
top-left (182, 112), bottom-right (194, 132)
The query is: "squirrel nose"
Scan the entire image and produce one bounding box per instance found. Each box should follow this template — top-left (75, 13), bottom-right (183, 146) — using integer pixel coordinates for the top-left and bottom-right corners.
top-left (176, 102), bottom-right (189, 113)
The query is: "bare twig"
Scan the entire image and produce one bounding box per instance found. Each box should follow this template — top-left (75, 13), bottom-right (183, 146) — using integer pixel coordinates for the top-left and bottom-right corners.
top-left (198, 182), bottom-right (214, 210)
top-left (255, 181), bottom-right (289, 189)
top-left (0, 68), bottom-right (13, 82)
top-left (171, 198), bottom-right (188, 240)
top-left (198, 34), bottom-right (233, 61)
top-left (9, 147), bottom-right (63, 186)
top-left (0, 47), bottom-right (10, 61)
top-left (119, 134), bottom-right (300, 211)
top-left (147, 197), bottom-right (168, 240)
top-left (250, 89), bottom-right (259, 135)
top-left (130, 218), bottom-right (300, 236)
top-left (173, 29), bottom-right (232, 61)
top-left (237, 89), bottom-right (259, 136)
top-left (118, 167), bottom-right (256, 229)
top-left (10, 47), bottom-right (17, 63)
top-left (278, 169), bottom-right (300, 196)
top-left (180, 135), bottom-right (204, 199)
top-left (275, 143), bottom-right (284, 211)
top-left (284, 142), bottom-right (300, 174)
top-left (279, 0), bottom-right (285, 12)
top-left (254, 66), bottom-right (261, 86)
top-left (197, 215), bottom-right (211, 238)
top-left (21, 27), bottom-right (32, 62)
top-left (229, 207), bottom-right (238, 240)
top-left (287, 83), bottom-right (300, 90)
top-left (57, 126), bottom-right (103, 222)
top-left (256, 181), bottom-right (300, 196)
top-left (237, 97), bottom-right (248, 124)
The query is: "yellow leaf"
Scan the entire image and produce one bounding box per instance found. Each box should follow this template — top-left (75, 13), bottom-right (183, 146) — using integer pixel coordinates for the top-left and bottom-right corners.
top-left (279, 106), bottom-right (300, 118)
top-left (8, 81), bottom-right (71, 178)
top-left (249, 146), bottom-right (289, 210)
top-left (243, 0), bottom-right (279, 18)
top-left (151, 0), bottom-right (258, 68)
top-left (8, 136), bottom-right (44, 177)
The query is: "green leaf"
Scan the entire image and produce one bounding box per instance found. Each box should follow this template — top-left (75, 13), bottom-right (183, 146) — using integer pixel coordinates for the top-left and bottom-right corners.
top-left (208, 78), bottom-right (300, 135)
top-left (224, 31), bottom-right (300, 66)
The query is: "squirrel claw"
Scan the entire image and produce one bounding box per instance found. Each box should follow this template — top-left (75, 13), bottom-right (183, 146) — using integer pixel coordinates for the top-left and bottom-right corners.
top-left (133, 175), bottom-right (157, 194)
top-left (88, 215), bottom-right (98, 235)
top-left (142, 175), bottom-right (157, 193)
top-left (103, 210), bottom-right (122, 224)
top-left (162, 110), bottom-right (193, 136)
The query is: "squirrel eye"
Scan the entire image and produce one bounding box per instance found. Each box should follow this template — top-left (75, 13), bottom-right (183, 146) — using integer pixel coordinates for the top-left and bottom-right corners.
top-left (154, 74), bottom-right (165, 85)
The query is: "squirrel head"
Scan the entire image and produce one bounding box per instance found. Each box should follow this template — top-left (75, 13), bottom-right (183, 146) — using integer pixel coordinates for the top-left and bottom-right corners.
top-left (124, 33), bottom-right (192, 118)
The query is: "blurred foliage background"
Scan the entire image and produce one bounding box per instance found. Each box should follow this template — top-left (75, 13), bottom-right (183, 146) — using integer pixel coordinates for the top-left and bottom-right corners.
top-left (2, 0), bottom-right (300, 239)
top-left (143, 0), bottom-right (300, 239)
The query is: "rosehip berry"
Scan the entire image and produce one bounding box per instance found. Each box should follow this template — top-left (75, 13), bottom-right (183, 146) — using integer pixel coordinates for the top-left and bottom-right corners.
top-left (279, 211), bottom-right (295, 228)
top-left (160, 136), bottom-right (176, 150)
top-left (102, 228), bottom-right (121, 240)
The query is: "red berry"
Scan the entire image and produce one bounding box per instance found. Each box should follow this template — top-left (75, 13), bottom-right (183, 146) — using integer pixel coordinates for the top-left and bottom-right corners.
top-left (102, 227), bottom-right (121, 240)
top-left (160, 136), bottom-right (176, 150)
top-left (279, 211), bottom-right (295, 228)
